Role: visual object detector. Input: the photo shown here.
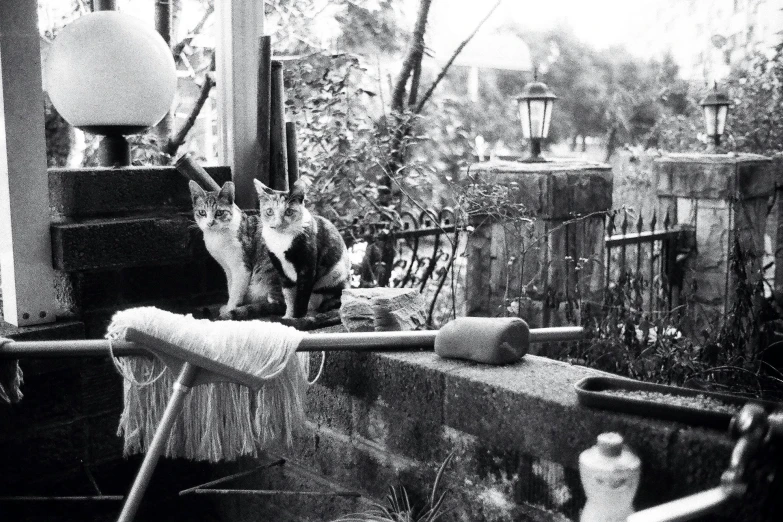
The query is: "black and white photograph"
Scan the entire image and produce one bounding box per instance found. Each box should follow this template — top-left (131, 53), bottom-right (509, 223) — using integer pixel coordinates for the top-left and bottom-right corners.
top-left (2, 0), bottom-right (783, 520)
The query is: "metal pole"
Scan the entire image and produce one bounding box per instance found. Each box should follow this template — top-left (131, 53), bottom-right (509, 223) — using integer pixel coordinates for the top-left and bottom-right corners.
top-left (93, 0), bottom-right (117, 11)
top-left (116, 362), bottom-right (199, 522)
top-left (0, 327), bottom-right (584, 359)
top-left (97, 135), bottom-right (131, 167)
top-left (626, 486), bottom-right (732, 522)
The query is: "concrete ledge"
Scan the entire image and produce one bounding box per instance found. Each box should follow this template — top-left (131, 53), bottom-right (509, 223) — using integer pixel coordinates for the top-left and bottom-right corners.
top-left (0, 318), bottom-right (84, 340)
top-left (655, 153), bottom-right (774, 200)
top-left (260, 351), bottom-right (776, 521)
top-left (49, 166), bottom-right (232, 219)
top-left (464, 159), bottom-right (613, 219)
top-left (51, 216), bottom-right (199, 271)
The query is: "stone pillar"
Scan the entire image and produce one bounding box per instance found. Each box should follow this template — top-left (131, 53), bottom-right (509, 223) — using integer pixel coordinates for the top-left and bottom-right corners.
top-left (654, 153), bottom-right (774, 314)
top-left (463, 159), bottom-right (612, 328)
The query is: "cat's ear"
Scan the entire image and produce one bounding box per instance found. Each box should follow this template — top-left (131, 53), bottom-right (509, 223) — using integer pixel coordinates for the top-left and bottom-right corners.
top-left (218, 182), bottom-right (235, 204)
top-left (254, 179), bottom-right (273, 200)
top-left (289, 179), bottom-right (307, 204)
top-left (188, 180), bottom-right (206, 202)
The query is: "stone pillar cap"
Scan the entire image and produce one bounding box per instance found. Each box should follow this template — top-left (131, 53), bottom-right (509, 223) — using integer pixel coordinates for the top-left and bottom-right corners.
top-left (654, 152), bottom-right (770, 164)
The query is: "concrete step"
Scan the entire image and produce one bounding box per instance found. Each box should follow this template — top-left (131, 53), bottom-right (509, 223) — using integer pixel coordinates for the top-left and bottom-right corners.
top-left (51, 215), bottom-right (202, 271)
top-left (49, 166), bottom-right (232, 219)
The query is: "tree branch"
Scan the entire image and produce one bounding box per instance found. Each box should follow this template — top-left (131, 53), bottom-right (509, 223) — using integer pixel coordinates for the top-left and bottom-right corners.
top-left (407, 58), bottom-right (423, 107)
top-left (390, 0), bottom-right (432, 112)
top-left (172, 1), bottom-right (214, 58)
top-left (165, 53), bottom-right (215, 157)
top-left (414, 0), bottom-right (503, 114)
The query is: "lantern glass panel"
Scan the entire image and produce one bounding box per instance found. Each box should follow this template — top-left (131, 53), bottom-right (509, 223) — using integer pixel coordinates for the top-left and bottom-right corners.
top-left (702, 105), bottom-right (718, 136)
top-left (519, 101), bottom-right (532, 139)
top-left (715, 104), bottom-right (728, 136)
top-left (527, 98), bottom-right (546, 139)
top-left (542, 99), bottom-right (553, 139)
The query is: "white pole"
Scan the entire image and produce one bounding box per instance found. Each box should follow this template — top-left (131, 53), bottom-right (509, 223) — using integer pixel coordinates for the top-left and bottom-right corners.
top-left (214, 0), bottom-right (265, 209)
top-left (0, 0), bottom-right (57, 326)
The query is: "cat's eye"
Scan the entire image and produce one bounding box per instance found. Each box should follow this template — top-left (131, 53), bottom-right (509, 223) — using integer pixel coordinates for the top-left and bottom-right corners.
top-left (284, 209), bottom-right (294, 217)
top-left (197, 210), bottom-right (206, 217)
top-left (215, 210), bottom-right (225, 217)
top-left (265, 208), bottom-right (274, 216)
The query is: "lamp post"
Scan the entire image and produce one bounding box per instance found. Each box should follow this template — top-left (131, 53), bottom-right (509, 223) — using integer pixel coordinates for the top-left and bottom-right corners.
top-left (45, 12), bottom-right (176, 167)
top-left (516, 70), bottom-right (557, 162)
top-left (699, 82), bottom-right (732, 150)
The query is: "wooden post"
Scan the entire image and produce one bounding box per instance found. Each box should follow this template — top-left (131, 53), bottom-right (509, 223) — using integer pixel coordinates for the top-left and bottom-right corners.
top-left (0, 0), bottom-right (57, 326)
top-left (175, 153), bottom-right (220, 191)
top-left (286, 120), bottom-right (299, 186)
top-left (269, 60), bottom-right (289, 191)
top-left (215, 1), bottom-right (264, 209)
top-left (256, 36), bottom-right (272, 188)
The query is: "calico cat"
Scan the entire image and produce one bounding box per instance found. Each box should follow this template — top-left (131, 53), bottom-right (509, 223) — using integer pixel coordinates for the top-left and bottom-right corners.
top-left (189, 181), bottom-right (282, 318)
top-left (254, 179), bottom-right (351, 319)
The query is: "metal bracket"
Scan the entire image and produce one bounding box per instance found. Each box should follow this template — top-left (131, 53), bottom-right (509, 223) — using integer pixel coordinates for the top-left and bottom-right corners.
top-left (0, 460), bottom-right (123, 503)
top-left (179, 456), bottom-right (360, 498)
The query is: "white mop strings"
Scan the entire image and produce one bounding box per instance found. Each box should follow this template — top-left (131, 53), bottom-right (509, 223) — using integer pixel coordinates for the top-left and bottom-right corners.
top-left (106, 307), bottom-right (308, 462)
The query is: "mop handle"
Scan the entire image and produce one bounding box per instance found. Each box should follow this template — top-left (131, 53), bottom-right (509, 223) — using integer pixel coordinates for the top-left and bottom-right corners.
top-left (0, 326), bottom-right (584, 359)
top-left (116, 362), bottom-right (199, 522)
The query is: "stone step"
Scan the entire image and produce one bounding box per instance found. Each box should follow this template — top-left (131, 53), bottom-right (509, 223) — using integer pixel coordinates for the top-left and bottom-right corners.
top-left (50, 215), bottom-right (202, 271)
top-left (49, 166), bottom-right (232, 219)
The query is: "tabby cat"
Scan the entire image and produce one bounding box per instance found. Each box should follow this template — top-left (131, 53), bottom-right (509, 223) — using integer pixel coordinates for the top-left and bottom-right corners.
top-left (189, 181), bottom-right (282, 318)
top-left (254, 179), bottom-right (351, 319)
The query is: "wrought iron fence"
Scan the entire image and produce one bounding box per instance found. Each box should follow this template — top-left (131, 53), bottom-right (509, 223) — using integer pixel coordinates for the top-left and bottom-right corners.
top-left (347, 207), bottom-right (465, 325)
top-left (604, 208), bottom-right (695, 314)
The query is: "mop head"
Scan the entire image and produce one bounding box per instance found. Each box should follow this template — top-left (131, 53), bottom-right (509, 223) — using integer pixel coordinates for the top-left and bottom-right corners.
top-left (107, 307), bottom-right (307, 462)
top-left (0, 338), bottom-right (23, 404)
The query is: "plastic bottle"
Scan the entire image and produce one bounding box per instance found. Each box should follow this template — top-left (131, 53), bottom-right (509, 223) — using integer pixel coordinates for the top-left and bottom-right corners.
top-left (579, 432), bottom-right (641, 522)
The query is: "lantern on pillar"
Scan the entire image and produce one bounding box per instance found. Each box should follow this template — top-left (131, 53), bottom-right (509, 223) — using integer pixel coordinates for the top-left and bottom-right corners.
top-left (516, 70), bottom-right (557, 162)
top-left (45, 12), bottom-right (176, 167)
top-left (699, 82), bottom-right (732, 149)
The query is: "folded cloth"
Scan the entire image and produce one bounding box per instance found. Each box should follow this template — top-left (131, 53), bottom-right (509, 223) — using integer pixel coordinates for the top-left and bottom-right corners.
top-left (0, 337), bottom-right (22, 404)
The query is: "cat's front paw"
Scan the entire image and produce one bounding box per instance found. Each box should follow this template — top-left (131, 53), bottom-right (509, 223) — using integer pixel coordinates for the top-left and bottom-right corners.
top-left (218, 305), bottom-right (236, 320)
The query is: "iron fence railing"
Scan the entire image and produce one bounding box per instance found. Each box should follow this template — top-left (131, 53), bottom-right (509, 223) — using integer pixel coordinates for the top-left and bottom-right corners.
top-left (605, 209), bottom-right (695, 313)
top-left (347, 207), bottom-right (465, 325)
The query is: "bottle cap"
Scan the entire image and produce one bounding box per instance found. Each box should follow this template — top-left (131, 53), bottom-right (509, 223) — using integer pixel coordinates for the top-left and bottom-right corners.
top-left (597, 432), bottom-right (623, 457)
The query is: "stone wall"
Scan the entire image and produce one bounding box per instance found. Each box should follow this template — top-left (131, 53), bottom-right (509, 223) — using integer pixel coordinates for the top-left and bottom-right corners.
top-left (211, 351), bottom-right (781, 521)
top-left (612, 149), bottom-right (783, 313)
top-left (654, 153), bottom-right (775, 315)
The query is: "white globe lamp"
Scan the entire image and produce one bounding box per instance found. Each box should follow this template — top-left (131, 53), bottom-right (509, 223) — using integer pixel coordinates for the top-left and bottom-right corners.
top-left (45, 12), bottom-right (176, 166)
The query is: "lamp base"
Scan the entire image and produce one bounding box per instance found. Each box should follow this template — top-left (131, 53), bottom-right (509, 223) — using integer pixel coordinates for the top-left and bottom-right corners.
top-left (97, 134), bottom-right (131, 167)
top-left (521, 139), bottom-right (547, 163)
